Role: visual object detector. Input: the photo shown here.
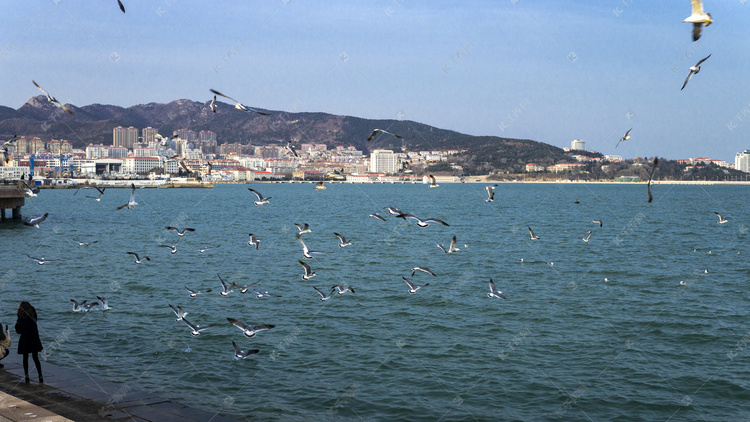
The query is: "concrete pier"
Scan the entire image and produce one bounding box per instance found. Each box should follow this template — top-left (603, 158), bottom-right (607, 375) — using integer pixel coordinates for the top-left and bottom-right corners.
top-left (0, 182), bottom-right (26, 221)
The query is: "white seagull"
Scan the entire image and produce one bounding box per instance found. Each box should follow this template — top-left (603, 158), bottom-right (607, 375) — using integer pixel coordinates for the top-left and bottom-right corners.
top-left (528, 227), bottom-right (540, 240)
top-left (227, 318), bottom-right (275, 338)
top-left (615, 128), bottom-right (632, 149)
top-left (96, 296), bottom-right (111, 311)
top-left (582, 231), bottom-right (592, 243)
top-left (332, 284), bottom-right (355, 295)
top-left (681, 54), bottom-right (711, 91)
top-left (169, 304), bottom-right (188, 321)
top-left (181, 317), bottom-right (212, 336)
top-left (487, 279), bottom-right (507, 299)
top-left (158, 244), bottom-right (178, 254)
top-left (714, 212), bottom-right (728, 224)
top-left (185, 286), bottom-right (212, 298)
top-left (117, 183), bottom-right (138, 210)
top-left (411, 266), bottom-right (436, 277)
top-left (232, 341), bottom-right (259, 359)
top-left (684, 0), bottom-right (712, 42)
top-left (436, 235), bottom-right (460, 254)
top-left (368, 213), bottom-right (386, 221)
top-left (209, 89), bottom-right (270, 115)
top-left (248, 188), bottom-right (271, 208)
top-left (286, 141), bottom-right (299, 157)
top-left (485, 185), bottom-right (498, 202)
top-left (299, 260), bottom-right (317, 280)
top-left (126, 252), bottom-right (150, 264)
top-left (367, 129), bottom-right (402, 142)
top-left (592, 219), bottom-right (603, 227)
top-left (209, 95), bottom-right (217, 113)
top-left (297, 235), bottom-right (329, 259)
top-left (166, 227), bottom-right (195, 237)
top-left (217, 274), bottom-right (234, 296)
top-left (26, 254), bottom-right (53, 265)
top-left (334, 232), bottom-right (352, 248)
top-left (197, 244), bottom-right (220, 253)
top-left (383, 206), bottom-right (405, 217)
top-left (23, 213), bottom-right (48, 228)
top-left (295, 223), bottom-right (311, 235)
top-left (70, 299), bottom-right (93, 312)
top-left (32, 80), bottom-right (74, 115)
top-left (402, 276), bottom-right (429, 294)
top-left (313, 286), bottom-right (335, 301)
top-left (247, 234), bottom-right (260, 249)
top-left (253, 290), bottom-right (282, 299)
top-left (399, 214), bottom-right (450, 228)
top-left (428, 174), bottom-right (439, 188)
top-left (76, 240), bottom-right (98, 247)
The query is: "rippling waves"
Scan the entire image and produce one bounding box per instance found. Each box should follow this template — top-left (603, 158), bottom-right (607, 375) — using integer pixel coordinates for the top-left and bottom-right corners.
top-left (1, 182), bottom-right (749, 420)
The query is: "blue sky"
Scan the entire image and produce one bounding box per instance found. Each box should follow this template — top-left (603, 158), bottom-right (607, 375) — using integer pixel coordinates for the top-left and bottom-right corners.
top-left (1, 1), bottom-right (748, 162)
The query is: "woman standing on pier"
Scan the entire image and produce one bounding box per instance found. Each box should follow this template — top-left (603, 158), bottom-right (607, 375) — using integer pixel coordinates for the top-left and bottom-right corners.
top-left (15, 302), bottom-right (43, 383)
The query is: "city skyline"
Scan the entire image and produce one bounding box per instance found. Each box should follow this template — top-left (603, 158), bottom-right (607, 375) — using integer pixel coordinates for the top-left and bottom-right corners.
top-left (2, 2), bottom-right (749, 162)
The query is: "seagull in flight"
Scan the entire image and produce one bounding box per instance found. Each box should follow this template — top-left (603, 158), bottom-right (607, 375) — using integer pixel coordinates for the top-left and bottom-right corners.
top-left (334, 232), bottom-right (352, 248)
top-left (313, 286), bottom-right (335, 301)
top-left (166, 227), bottom-right (195, 238)
top-left (315, 181), bottom-right (326, 191)
top-left (126, 252), bottom-right (150, 264)
top-left (248, 234), bottom-right (260, 249)
top-left (27, 254), bottom-right (54, 265)
top-left (582, 231), bottom-right (592, 243)
top-left (528, 227), bottom-right (540, 240)
top-left (209, 95), bottom-right (217, 113)
top-left (197, 244), bottom-right (220, 253)
top-left (681, 54), bottom-right (711, 90)
top-left (159, 243), bottom-right (179, 254)
top-left (286, 141), bottom-right (299, 157)
top-left (294, 223), bottom-right (311, 235)
top-left (368, 213), bottom-right (386, 221)
top-left (253, 290), bottom-right (282, 299)
top-left (181, 317), bottom-right (212, 336)
top-left (209, 89), bottom-right (270, 115)
top-left (647, 158), bottom-right (659, 203)
top-left (116, 0), bottom-right (125, 13)
top-left (32, 80), bottom-right (74, 115)
top-left (217, 274), bottom-right (234, 296)
top-left (684, 0), bottom-right (712, 42)
top-left (485, 185), bottom-right (498, 202)
top-left (398, 214), bottom-right (450, 228)
top-left (411, 266), bottom-right (436, 277)
top-left (367, 129), bottom-right (402, 142)
top-left (437, 235), bottom-right (460, 254)
top-left (227, 318), bottom-right (275, 338)
top-left (248, 188), bottom-right (271, 207)
top-left (428, 174), bottom-right (439, 188)
top-left (592, 219), bottom-right (603, 227)
top-left (299, 260), bottom-right (317, 280)
top-left (169, 304), bottom-right (188, 321)
top-left (232, 341), bottom-right (259, 360)
top-left (185, 286), bottom-right (212, 298)
top-left (116, 183), bottom-right (138, 210)
top-left (297, 235), bottom-right (329, 259)
top-left (96, 296), bottom-right (111, 311)
top-left (487, 279), bottom-right (507, 299)
top-left (714, 212), bottom-right (728, 224)
top-left (615, 128), bottom-right (632, 149)
top-left (76, 240), bottom-right (98, 247)
top-left (402, 276), bottom-right (429, 294)
top-left (85, 187), bottom-right (106, 201)
top-left (332, 284), bottom-right (355, 295)
top-left (383, 206), bottom-right (405, 217)
top-left (23, 213), bottom-right (48, 228)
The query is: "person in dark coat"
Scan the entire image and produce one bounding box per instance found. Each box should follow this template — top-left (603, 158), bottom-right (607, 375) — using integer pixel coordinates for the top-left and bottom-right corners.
top-left (15, 302), bottom-right (43, 383)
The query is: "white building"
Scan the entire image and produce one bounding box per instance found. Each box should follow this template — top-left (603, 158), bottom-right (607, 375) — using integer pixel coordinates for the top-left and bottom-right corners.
top-left (369, 149), bottom-right (399, 173)
top-left (86, 144), bottom-right (109, 159)
top-left (735, 150), bottom-right (750, 173)
top-left (123, 157), bottom-right (160, 174)
top-left (0, 166), bottom-right (30, 179)
top-left (134, 148), bottom-right (158, 157)
top-left (571, 139), bottom-right (585, 151)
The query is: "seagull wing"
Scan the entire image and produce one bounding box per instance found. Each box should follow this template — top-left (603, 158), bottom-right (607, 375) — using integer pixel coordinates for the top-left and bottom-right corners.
top-left (299, 260), bottom-right (313, 275)
top-left (695, 54), bottom-right (711, 66)
top-left (690, 0), bottom-right (704, 15)
top-left (424, 218), bottom-right (449, 226)
top-left (248, 188), bottom-right (263, 200)
top-left (402, 276), bottom-right (416, 290)
top-left (117, 0), bottom-right (125, 13)
top-left (681, 70), bottom-right (695, 90)
top-left (334, 232), bottom-right (347, 243)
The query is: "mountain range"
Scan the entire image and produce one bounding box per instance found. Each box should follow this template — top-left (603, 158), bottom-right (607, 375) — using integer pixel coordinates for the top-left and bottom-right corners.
top-left (0, 96), bottom-right (571, 173)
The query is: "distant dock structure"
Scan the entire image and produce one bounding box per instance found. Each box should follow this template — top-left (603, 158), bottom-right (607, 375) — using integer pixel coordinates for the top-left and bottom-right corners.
top-left (0, 181), bottom-right (26, 221)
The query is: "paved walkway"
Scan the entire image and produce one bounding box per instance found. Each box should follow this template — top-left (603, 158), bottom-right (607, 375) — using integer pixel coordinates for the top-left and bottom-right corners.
top-left (0, 354), bottom-right (238, 421)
